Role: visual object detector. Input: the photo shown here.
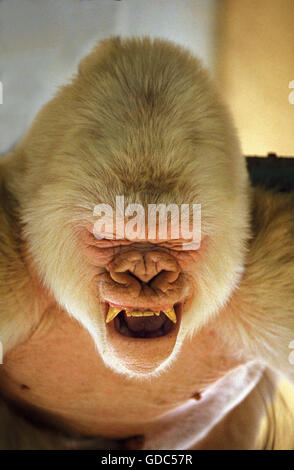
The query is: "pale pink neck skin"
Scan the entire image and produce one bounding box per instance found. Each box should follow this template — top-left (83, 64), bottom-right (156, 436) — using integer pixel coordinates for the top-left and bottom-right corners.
top-left (0, 302), bottom-right (246, 440)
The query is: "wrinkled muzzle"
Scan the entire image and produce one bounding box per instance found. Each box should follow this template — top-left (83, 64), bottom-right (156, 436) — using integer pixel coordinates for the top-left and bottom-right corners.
top-left (98, 249), bottom-right (192, 374)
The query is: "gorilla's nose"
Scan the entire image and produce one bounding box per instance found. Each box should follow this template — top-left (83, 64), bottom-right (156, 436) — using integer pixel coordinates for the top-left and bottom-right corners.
top-left (127, 270), bottom-right (158, 284)
top-left (108, 249), bottom-right (180, 285)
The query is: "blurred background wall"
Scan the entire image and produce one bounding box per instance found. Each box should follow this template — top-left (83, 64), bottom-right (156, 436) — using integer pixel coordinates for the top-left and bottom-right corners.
top-left (216, 0), bottom-right (294, 156)
top-left (0, 0), bottom-right (216, 154)
top-left (0, 0), bottom-right (293, 156)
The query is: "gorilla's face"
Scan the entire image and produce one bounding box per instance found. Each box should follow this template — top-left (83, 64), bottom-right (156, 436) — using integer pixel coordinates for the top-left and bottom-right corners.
top-left (21, 37), bottom-right (249, 377)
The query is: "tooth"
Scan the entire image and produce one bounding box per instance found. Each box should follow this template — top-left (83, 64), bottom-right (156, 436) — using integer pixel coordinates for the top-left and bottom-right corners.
top-left (131, 310), bottom-right (144, 317)
top-left (124, 310), bottom-right (161, 317)
top-left (164, 307), bottom-right (177, 323)
top-left (106, 307), bottom-right (121, 323)
top-left (126, 310), bottom-right (155, 317)
top-left (143, 311), bottom-right (155, 317)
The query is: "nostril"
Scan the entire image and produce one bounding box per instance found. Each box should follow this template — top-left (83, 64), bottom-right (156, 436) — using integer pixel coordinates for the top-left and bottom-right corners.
top-left (109, 270), bottom-right (134, 285)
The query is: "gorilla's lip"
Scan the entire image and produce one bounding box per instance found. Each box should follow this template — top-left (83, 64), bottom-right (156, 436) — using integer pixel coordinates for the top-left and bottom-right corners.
top-left (105, 303), bottom-right (180, 339)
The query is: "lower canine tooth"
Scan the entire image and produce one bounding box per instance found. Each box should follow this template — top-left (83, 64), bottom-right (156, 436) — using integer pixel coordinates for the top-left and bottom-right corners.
top-left (106, 307), bottom-right (121, 323)
top-left (164, 307), bottom-right (177, 323)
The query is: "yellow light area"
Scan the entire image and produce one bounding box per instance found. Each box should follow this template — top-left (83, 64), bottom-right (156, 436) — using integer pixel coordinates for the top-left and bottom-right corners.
top-left (216, 0), bottom-right (294, 156)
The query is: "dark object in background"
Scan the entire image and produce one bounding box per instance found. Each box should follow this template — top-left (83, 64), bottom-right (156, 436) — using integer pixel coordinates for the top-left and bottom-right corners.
top-left (247, 153), bottom-right (294, 192)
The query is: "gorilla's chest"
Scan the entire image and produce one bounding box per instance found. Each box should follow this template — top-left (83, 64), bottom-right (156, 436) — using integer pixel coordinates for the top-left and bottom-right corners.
top-left (0, 306), bottom-right (253, 441)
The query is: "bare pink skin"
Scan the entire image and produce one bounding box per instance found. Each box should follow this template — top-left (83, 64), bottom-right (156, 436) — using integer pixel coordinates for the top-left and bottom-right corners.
top-left (0, 230), bottom-right (232, 442)
top-left (82, 228), bottom-right (201, 309)
top-left (80, 229), bottom-right (201, 372)
top-left (0, 306), bottom-right (243, 440)
top-left (81, 229), bottom-right (203, 270)
top-left (108, 303), bottom-right (174, 312)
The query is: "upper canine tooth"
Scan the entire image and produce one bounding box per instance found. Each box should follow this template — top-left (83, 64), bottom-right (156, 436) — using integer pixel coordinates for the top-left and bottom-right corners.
top-left (106, 307), bottom-right (121, 323)
top-left (164, 307), bottom-right (177, 323)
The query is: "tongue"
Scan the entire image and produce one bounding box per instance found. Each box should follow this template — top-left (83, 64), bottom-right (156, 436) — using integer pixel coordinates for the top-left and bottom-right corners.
top-left (124, 312), bottom-right (166, 332)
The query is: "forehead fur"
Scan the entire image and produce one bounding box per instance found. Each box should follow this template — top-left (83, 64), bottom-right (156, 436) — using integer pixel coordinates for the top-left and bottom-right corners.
top-left (66, 37), bottom-right (240, 195)
top-left (18, 36), bottom-right (246, 219)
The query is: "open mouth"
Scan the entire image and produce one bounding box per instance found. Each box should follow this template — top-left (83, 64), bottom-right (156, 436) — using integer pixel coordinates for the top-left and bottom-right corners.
top-left (103, 302), bottom-right (183, 374)
top-left (105, 304), bottom-right (179, 339)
